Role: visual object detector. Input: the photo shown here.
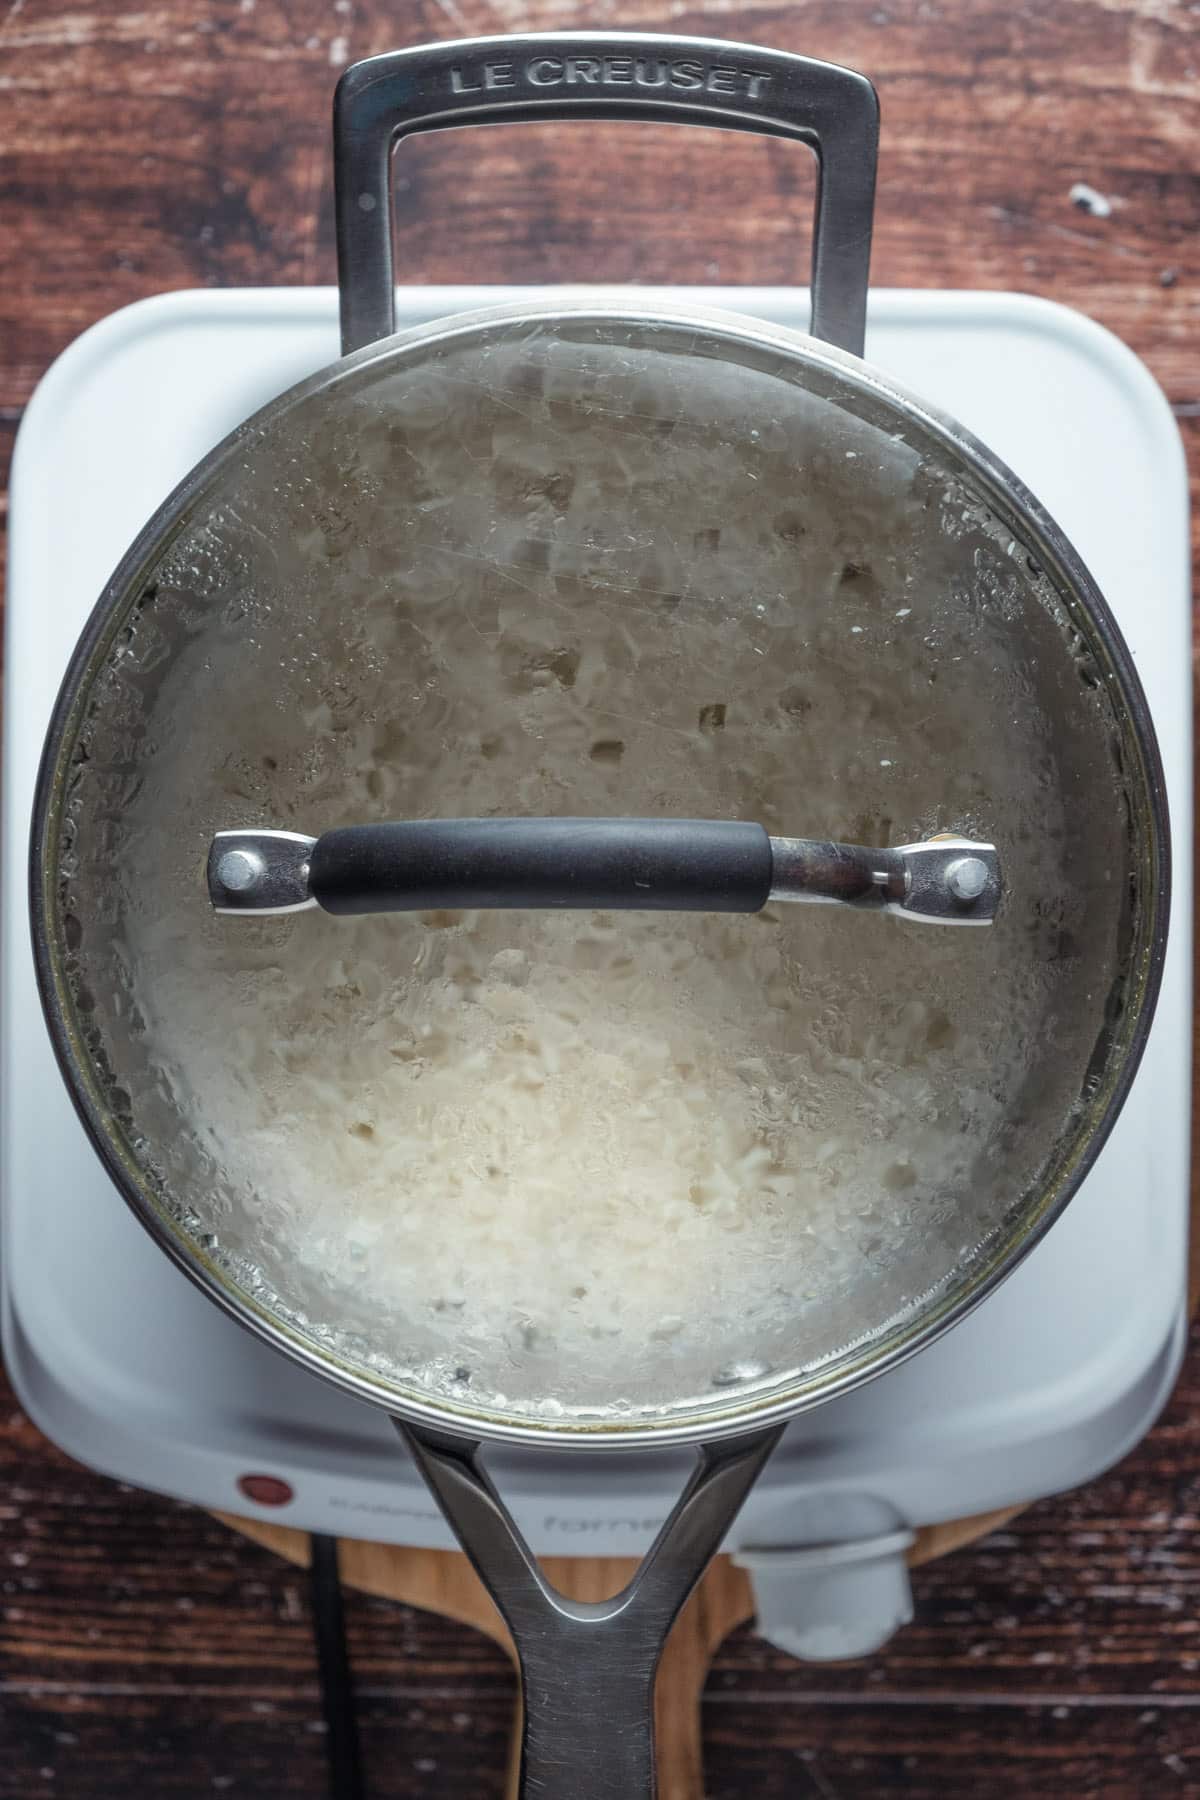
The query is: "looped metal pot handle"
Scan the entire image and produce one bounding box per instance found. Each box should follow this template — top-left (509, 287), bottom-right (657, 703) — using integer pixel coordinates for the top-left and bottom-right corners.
top-left (334, 32), bottom-right (878, 357)
top-left (398, 1419), bottom-right (783, 1800)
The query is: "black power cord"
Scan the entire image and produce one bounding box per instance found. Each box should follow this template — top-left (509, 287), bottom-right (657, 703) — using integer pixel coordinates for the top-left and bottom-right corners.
top-left (309, 1533), bottom-right (366, 1800)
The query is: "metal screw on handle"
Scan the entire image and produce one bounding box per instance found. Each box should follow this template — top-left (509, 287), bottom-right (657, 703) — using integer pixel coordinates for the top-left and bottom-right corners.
top-left (398, 1420), bottom-right (783, 1800)
top-left (333, 32), bottom-right (879, 357)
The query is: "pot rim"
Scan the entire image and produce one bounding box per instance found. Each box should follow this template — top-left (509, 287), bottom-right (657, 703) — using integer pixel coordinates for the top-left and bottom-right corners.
top-left (29, 298), bottom-right (1172, 1449)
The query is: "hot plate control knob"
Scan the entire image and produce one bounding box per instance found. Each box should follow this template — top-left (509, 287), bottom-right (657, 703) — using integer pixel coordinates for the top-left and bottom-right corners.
top-left (734, 1528), bottom-right (915, 1662)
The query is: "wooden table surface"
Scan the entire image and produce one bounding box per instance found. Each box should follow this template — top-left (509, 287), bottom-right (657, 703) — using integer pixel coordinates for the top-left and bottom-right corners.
top-left (1, 1), bottom-right (1197, 1795)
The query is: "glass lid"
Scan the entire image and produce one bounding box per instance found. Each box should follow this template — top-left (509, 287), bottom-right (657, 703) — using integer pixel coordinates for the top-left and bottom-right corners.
top-left (38, 307), bottom-right (1164, 1440)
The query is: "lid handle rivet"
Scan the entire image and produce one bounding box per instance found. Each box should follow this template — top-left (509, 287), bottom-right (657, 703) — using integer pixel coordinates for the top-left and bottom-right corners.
top-left (945, 855), bottom-right (990, 903)
top-left (217, 848), bottom-right (265, 893)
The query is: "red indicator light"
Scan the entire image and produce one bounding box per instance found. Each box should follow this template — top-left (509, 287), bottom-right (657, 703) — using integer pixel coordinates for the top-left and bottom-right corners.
top-left (237, 1473), bottom-right (295, 1507)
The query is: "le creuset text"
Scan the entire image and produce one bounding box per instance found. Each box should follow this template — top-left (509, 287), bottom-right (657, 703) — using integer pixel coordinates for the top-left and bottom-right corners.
top-left (449, 54), bottom-right (773, 100)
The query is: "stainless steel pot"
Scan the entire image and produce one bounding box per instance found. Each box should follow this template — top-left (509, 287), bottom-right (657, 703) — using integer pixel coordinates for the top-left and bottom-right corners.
top-left (31, 33), bottom-right (1168, 1798)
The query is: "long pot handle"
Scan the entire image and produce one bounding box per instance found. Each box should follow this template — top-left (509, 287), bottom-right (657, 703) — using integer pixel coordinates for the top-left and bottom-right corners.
top-left (397, 1419), bottom-right (784, 1800)
top-left (206, 819), bottom-right (1002, 926)
top-left (334, 32), bottom-right (878, 357)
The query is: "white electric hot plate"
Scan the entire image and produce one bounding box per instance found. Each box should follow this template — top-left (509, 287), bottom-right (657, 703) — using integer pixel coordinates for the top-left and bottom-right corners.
top-left (3, 286), bottom-right (1190, 1658)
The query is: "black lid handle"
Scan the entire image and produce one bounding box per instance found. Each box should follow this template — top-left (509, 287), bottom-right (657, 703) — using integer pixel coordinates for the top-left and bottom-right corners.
top-left (206, 818), bottom-right (1000, 926)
